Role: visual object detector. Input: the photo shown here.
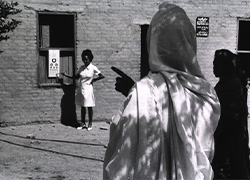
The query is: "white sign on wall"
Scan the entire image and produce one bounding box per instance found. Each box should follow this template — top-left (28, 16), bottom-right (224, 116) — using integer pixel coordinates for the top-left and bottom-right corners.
top-left (48, 50), bottom-right (60, 78)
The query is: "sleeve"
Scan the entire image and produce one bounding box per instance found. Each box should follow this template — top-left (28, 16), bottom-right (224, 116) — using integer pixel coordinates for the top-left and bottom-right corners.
top-left (103, 78), bottom-right (163, 180)
top-left (103, 86), bottom-right (139, 179)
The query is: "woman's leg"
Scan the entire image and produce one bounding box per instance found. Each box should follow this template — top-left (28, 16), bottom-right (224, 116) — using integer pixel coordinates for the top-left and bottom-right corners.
top-left (81, 106), bottom-right (86, 126)
top-left (88, 107), bottom-right (93, 129)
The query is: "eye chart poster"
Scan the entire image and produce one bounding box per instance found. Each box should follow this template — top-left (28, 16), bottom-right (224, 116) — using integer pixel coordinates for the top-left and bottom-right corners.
top-left (48, 50), bottom-right (60, 78)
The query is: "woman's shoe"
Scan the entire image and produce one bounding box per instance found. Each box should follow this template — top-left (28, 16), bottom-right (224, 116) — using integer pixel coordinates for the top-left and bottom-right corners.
top-left (77, 123), bottom-right (86, 130)
top-left (87, 126), bottom-right (92, 131)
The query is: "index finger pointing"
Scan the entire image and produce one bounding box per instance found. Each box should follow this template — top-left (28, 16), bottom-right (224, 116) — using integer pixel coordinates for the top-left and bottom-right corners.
top-left (111, 66), bottom-right (127, 77)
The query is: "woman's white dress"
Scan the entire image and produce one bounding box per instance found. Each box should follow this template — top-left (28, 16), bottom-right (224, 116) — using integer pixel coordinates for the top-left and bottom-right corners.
top-left (75, 63), bottom-right (101, 107)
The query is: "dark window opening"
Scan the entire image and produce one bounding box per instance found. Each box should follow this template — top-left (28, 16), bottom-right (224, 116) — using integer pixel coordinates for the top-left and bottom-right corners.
top-left (238, 20), bottom-right (250, 51)
top-left (141, 25), bottom-right (149, 79)
top-left (237, 19), bottom-right (250, 79)
top-left (39, 14), bottom-right (74, 48)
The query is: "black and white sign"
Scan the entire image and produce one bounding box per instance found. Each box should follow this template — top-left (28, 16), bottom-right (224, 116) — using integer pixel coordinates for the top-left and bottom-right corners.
top-left (196, 17), bottom-right (209, 37)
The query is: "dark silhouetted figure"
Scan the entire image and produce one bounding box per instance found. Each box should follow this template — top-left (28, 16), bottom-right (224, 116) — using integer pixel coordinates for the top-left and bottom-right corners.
top-left (233, 54), bottom-right (248, 101)
top-left (212, 49), bottom-right (250, 179)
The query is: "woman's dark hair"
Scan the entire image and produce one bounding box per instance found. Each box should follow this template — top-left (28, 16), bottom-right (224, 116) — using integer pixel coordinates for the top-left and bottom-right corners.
top-left (214, 49), bottom-right (235, 77)
top-left (81, 49), bottom-right (94, 62)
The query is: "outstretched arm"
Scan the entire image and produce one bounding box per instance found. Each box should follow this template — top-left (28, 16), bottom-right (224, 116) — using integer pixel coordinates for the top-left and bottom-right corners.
top-left (62, 72), bottom-right (80, 79)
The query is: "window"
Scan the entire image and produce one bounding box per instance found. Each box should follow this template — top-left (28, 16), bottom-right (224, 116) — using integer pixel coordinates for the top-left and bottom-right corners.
top-left (37, 13), bottom-right (76, 87)
top-left (237, 19), bottom-right (250, 78)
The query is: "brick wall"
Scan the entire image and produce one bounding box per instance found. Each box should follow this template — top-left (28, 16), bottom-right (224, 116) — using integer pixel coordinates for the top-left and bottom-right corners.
top-left (1, 0), bottom-right (250, 125)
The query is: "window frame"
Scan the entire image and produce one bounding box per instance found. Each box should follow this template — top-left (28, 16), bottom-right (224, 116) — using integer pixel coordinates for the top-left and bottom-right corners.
top-left (237, 18), bottom-right (250, 53)
top-left (237, 18), bottom-right (250, 79)
top-left (37, 11), bottom-right (77, 87)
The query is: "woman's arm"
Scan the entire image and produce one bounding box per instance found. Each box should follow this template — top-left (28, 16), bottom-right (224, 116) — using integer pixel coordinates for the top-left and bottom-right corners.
top-left (91, 73), bottom-right (105, 84)
top-left (62, 72), bottom-right (80, 79)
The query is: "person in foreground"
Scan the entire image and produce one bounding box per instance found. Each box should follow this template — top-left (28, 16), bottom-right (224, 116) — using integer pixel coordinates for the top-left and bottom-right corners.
top-left (103, 2), bottom-right (220, 180)
top-left (212, 49), bottom-right (250, 179)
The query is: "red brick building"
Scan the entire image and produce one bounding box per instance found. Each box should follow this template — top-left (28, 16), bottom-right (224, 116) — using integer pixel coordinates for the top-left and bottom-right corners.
top-left (1, 0), bottom-right (250, 125)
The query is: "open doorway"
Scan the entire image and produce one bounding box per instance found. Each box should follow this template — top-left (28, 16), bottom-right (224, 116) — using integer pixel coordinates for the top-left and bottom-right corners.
top-left (141, 25), bottom-right (149, 79)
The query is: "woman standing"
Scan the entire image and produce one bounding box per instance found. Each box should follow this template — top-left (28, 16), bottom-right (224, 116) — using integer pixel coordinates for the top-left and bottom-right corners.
top-left (212, 49), bottom-right (250, 179)
top-left (63, 49), bottom-right (104, 131)
top-left (104, 3), bottom-right (220, 179)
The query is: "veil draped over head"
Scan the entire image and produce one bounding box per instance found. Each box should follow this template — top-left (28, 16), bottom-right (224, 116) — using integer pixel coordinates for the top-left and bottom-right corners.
top-left (147, 3), bottom-right (204, 78)
top-left (104, 2), bottom-right (220, 180)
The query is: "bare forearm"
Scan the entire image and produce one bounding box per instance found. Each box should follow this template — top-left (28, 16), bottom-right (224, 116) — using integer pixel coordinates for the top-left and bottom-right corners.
top-left (94, 75), bottom-right (104, 82)
top-left (92, 74), bottom-right (105, 83)
top-left (62, 73), bottom-right (79, 79)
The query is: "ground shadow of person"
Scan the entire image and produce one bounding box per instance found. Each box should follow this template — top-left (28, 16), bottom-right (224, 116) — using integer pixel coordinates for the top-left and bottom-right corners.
top-left (58, 78), bottom-right (80, 128)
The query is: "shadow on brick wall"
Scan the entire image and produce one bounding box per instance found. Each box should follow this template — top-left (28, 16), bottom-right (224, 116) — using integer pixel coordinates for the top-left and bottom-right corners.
top-left (58, 78), bottom-right (79, 128)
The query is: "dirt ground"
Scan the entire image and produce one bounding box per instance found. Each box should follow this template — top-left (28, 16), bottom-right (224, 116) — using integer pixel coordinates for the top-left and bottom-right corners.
top-left (0, 121), bottom-right (110, 180)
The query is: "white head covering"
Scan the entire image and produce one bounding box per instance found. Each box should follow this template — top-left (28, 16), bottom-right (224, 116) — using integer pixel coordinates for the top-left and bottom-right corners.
top-left (145, 3), bottom-right (220, 179)
top-left (147, 2), bottom-right (204, 78)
